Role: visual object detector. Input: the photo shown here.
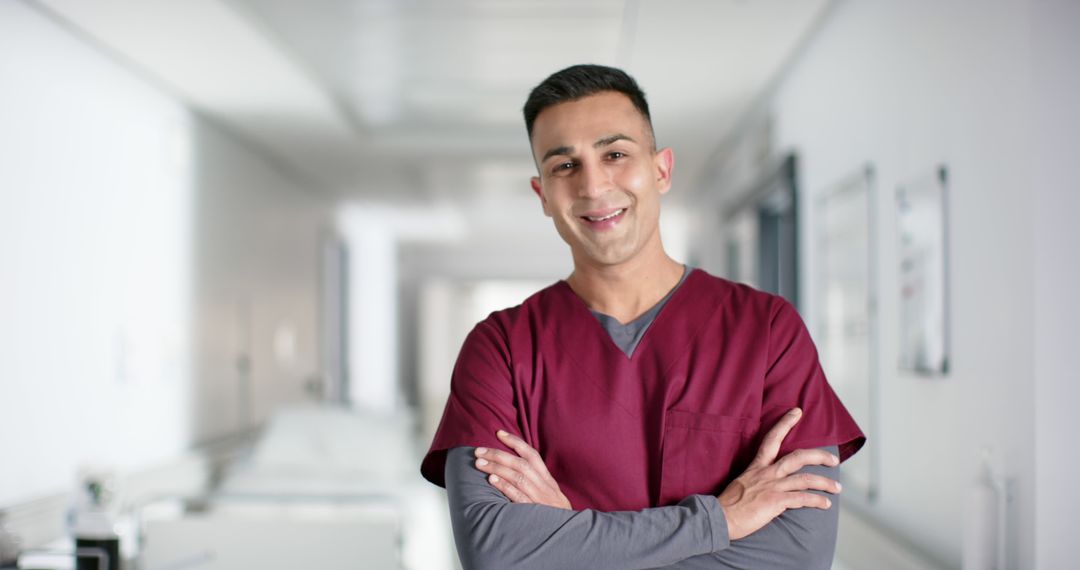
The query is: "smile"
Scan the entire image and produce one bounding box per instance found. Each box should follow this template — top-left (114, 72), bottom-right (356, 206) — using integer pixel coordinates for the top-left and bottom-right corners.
top-left (581, 208), bottom-right (627, 222)
top-left (579, 207), bottom-right (628, 231)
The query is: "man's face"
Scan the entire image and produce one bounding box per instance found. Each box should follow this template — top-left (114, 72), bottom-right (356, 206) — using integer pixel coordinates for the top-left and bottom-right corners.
top-left (529, 91), bottom-right (674, 268)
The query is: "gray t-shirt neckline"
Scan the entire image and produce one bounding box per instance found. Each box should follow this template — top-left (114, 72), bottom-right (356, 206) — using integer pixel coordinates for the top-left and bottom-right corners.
top-left (589, 265), bottom-right (691, 358)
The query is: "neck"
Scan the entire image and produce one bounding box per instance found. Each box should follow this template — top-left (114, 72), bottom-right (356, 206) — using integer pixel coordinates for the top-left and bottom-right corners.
top-left (566, 245), bottom-right (685, 324)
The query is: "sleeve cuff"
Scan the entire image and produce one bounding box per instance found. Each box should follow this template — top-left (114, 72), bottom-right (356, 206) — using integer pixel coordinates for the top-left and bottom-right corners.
top-left (692, 495), bottom-right (730, 552)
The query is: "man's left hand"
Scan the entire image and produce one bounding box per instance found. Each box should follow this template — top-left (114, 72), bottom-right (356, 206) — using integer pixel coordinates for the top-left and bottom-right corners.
top-left (474, 430), bottom-right (573, 510)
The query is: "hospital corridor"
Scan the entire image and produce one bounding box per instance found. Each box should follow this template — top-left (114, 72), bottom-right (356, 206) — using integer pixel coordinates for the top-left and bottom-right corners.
top-left (1, 0), bottom-right (1078, 569)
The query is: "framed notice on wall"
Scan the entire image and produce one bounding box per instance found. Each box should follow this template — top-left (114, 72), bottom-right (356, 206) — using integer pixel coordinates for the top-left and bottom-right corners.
top-left (896, 166), bottom-right (950, 376)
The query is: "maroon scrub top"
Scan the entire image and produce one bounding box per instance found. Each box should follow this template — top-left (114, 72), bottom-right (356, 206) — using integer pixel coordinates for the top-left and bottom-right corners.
top-left (421, 268), bottom-right (865, 512)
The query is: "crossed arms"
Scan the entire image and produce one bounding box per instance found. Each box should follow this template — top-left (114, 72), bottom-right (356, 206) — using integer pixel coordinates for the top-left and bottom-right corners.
top-left (445, 408), bottom-right (842, 569)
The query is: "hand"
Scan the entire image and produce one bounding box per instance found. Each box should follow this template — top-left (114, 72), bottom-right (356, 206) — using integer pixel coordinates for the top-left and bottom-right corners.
top-left (717, 408), bottom-right (842, 540)
top-left (473, 430), bottom-right (573, 510)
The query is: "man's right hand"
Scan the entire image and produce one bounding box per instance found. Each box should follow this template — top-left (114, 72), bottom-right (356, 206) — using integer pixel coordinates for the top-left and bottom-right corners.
top-left (717, 408), bottom-right (841, 540)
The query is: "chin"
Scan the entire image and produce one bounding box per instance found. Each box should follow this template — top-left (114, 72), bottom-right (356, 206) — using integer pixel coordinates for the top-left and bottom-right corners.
top-left (577, 241), bottom-right (639, 267)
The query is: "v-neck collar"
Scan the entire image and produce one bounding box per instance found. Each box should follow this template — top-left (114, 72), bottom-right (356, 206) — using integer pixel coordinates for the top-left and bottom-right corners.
top-left (542, 268), bottom-right (724, 418)
top-left (559, 267), bottom-right (697, 360)
top-left (589, 266), bottom-right (692, 358)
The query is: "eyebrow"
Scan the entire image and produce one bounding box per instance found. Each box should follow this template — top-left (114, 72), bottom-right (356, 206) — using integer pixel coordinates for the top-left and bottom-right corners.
top-left (540, 133), bottom-right (637, 163)
top-left (541, 145), bottom-right (574, 163)
top-left (595, 133), bottom-right (635, 148)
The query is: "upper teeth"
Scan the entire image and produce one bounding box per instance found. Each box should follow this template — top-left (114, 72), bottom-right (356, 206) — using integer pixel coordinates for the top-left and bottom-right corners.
top-left (586, 209), bottom-right (624, 222)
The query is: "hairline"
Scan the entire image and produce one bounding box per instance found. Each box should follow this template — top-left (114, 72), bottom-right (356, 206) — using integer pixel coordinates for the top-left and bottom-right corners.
top-left (527, 89), bottom-right (658, 163)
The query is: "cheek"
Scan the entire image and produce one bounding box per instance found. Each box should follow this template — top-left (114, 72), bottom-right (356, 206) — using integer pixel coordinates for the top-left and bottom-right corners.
top-left (619, 167), bottom-right (650, 193)
top-left (544, 184), bottom-right (572, 208)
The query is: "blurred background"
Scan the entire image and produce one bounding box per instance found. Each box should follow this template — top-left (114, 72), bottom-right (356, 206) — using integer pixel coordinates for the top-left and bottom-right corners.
top-left (1, 0), bottom-right (1077, 568)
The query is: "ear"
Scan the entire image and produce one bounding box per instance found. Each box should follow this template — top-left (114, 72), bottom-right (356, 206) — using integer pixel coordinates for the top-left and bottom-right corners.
top-left (654, 147), bottom-right (675, 195)
top-left (531, 176), bottom-right (552, 217)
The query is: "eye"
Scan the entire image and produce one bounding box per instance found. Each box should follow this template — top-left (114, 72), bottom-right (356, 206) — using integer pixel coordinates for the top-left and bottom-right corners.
top-left (552, 161), bottom-right (576, 174)
top-left (607, 151), bottom-right (626, 160)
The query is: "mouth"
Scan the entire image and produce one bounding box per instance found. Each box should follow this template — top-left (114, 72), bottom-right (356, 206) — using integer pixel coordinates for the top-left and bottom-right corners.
top-left (578, 207), bottom-right (628, 230)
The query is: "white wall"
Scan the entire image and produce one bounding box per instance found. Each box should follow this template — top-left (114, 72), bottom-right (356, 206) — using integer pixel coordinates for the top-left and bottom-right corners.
top-left (188, 117), bottom-right (331, 441)
top-left (1030, 1), bottom-right (1080, 567)
top-left (712, 0), bottom-right (1078, 567)
top-left (0, 0), bottom-right (331, 507)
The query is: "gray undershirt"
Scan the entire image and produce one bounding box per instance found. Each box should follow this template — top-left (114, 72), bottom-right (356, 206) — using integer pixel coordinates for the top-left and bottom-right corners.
top-left (446, 447), bottom-right (839, 569)
top-left (444, 267), bottom-right (841, 568)
top-left (590, 264), bottom-right (691, 358)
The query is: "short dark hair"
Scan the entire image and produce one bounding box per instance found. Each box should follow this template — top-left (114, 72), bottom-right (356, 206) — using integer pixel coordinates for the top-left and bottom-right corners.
top-left (523, 64), bottom-right (654, 146)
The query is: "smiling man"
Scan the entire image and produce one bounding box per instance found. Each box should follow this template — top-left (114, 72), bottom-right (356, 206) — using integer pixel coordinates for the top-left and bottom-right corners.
top-left (420, 64), bottom-right (865, 569)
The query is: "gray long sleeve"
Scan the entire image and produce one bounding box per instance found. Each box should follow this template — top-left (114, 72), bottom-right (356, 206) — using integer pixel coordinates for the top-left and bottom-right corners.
top-left (652, 446), bottom-right (841, 569)
top-left (446, 446), bottom-right (728, 569)
top-left (445, 445), bottom-right (840, 570)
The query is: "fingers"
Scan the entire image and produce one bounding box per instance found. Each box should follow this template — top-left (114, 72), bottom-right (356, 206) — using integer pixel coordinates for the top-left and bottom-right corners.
top-left (475, 439), bottom-right (557, 504)
top-left (775, 472), bottom-right (842, 495)
top-left (476, 452), bottom-right (536, 499)
top-left (783, 490), bottom-right (834, 510)
top-left (482, 431), bottom-right (574, 510)
top-left (750, 408), bottom-right (802, 468)
top-left (476, 446), bottom-right (528, 470)
top-left (496, 430), bottom-right (559, 486)
top-left (476, 447), bottom-right (532, 481)
top-left (486, 472), bottom-right (532, 504)
top-left (496, 430), bottom-right (540, 460)
top-left (773, 448), bottom-right (840, 477)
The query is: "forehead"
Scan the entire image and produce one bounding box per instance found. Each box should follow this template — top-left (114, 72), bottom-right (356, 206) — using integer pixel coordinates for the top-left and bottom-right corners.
top-left (529, 91), bottom-right (651, 157)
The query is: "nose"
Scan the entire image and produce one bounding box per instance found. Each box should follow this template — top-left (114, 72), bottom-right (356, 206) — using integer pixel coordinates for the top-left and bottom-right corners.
top-left (576, 159), bottom-right (611, 199)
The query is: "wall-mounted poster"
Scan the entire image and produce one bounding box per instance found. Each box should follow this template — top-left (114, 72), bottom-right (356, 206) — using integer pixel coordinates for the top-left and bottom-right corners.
top-left (896, 167), bottom-right (950, 376)
top-left (814, 165), bottom-right (878, 501)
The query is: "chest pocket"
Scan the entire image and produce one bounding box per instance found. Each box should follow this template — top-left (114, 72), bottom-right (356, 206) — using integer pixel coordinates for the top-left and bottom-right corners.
top-left (658, 411), bottom-right (759, 505)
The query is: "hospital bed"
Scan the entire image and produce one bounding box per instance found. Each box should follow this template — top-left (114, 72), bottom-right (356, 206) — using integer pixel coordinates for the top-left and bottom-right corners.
top-left (139, 406), bottom-right (452, 570)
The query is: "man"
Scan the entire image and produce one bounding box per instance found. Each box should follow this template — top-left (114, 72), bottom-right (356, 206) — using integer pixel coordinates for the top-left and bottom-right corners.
top-left (420, 64), bottom-right (865, 569)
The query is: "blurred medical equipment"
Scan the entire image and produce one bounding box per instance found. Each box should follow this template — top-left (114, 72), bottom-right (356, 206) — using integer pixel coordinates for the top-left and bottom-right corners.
top-left (69, 470), bottom-right (121, 570)
top-left (138, 406), bottom-right (450, 570)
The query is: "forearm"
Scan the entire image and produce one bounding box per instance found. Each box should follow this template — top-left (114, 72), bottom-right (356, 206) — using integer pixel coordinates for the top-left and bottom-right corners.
top-left (652, 445), bottom-right (841, 570)
top-left (446, 446), bottom-right (729, 570)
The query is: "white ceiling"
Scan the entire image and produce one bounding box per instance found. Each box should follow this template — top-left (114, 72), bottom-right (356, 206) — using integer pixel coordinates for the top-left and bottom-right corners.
top-left (37, 0), bottom-right (830, 200)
